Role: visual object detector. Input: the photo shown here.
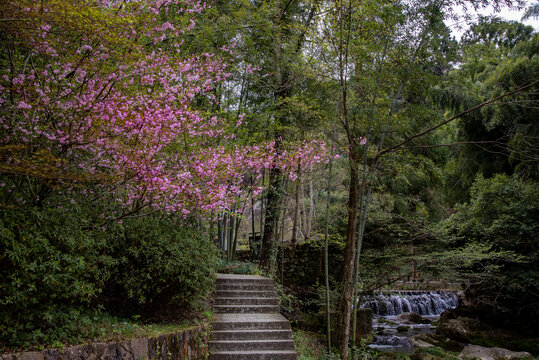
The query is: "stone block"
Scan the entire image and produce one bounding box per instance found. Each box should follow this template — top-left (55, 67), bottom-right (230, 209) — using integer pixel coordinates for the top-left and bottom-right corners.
top-left (2, 325), bottom-right (208, 360)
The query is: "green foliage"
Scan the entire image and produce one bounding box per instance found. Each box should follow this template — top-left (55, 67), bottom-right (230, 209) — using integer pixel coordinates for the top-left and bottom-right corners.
top-left (461, 16), bottom-right (534, 50)
top-left (438, 174), bottom-right (539, 322)
top-left (0, 204), bottom-right (219, 349)
top-left (112, 219), bottom-right (219, 312)
top-left (414, 347), bottom-right (459, 360)
top-left (442, 174), bottom-right (539, 251)
top-left (292, 329), bottom-right (332, 360)
top-left (349, 332), bottom-right (377, 360)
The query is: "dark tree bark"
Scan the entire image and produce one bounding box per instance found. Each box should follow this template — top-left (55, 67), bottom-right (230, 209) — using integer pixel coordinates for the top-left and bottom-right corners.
top-left (259, 165), bottom-right (283, 269)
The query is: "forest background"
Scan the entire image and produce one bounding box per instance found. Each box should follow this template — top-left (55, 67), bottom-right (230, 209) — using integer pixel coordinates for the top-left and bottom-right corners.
top-left (1, 0), bottom-right (538, 358)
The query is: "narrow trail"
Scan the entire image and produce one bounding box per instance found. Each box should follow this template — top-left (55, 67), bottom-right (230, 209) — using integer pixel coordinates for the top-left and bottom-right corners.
top-left (209, 273), bottom-right (297, 360)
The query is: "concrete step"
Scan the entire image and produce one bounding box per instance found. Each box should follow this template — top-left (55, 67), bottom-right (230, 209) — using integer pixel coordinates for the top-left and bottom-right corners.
top-left (213, 305), bottom-right (280, 314)
top-left (214, 290), bottom-right (277, 298)
top-left (209, 339), bottom-right (295, 352)
top-left (211, 329), bottom-right (292, 341)
top-left (214, 297), bottom-right (279, 306)
top-left (209, 350), bottom-right (297, 360)
top-left (216, 274), bottom-right (273, 285)
top-left (210, 275), bottom-right (297, 359)
top-left (216, 283), bottom-right (275, 291)
top-left (212, 314), bottom-right (291, 331)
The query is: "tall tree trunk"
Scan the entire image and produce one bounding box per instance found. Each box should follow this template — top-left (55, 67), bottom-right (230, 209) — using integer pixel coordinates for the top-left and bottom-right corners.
top-left (250, 175), bottom-right (257, 259)
top-left (301, 178), bottom-right (307, 241)
top-left (259, 165), bottom-right (283, 270)
top-left (306, 167), bottom-right (314, 239)
top-left (231, 205), bottom-right (243, 261)
top-left (260, 170), bottom-right (265, 241)
top-left (291, 160), bottom-right (301, 244)
top-left (351, 186), bottom-right (371, 344)
top-left (260, 0), bottom-right (286, 270)
top-left (209, 214), bottom-right (215, 244)
top-left (324, 159), bottom-right (334, 351)
top-left (340, 146), bottom-right (360, 357)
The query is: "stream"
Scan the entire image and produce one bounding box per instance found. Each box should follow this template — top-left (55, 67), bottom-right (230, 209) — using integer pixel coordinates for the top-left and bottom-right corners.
top-left (360, 291), bottom-right (459, 352)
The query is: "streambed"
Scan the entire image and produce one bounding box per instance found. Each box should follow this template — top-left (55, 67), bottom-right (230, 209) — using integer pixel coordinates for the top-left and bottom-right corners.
top-left (360, 291), bottom-right (459, 352)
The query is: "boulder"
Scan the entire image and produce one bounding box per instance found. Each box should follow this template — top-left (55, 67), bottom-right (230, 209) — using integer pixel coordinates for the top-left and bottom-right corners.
top-left (459, 345), bottom-right (531, 360)
top-left (436, 312), bottom-right (539, 354)
top-left (397, 312), bottom-right (430, 324)
top-left (380, 328), bottom-right (398, 336)
top-left (410, 333), bottom-right (464, 352)
top-left (436, 317), bottom-right (482, 342)
top-left (409, 336), bottom-right (434, 349)
top-left (397, 325), bottom-right (410, 333)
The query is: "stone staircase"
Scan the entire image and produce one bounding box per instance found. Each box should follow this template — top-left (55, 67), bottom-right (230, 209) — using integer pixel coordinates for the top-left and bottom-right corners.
top-left (209, 273), bottom-right (297, 360)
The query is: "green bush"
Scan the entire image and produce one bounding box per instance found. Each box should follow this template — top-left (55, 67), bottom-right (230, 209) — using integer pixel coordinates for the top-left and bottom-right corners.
top-left (439, 174), bottom-right (539, 331)
top-left (110, 218), bottom-right (219, 314)
top-left (0, 205), bottom-right (219, 349)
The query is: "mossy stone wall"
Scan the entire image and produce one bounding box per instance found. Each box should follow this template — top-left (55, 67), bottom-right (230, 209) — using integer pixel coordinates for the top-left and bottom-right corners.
top-left (275, 240), bottom-right (344, 286)
top-left (1, 324), bottom-right (209, 360)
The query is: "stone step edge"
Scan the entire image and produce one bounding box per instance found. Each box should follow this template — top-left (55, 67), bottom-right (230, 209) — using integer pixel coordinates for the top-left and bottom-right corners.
top-left (210, 351), bottom-right (297, 354)
top-left (211, 321), bottom-right (291, 330)
top-left (213, 305), bottom-right (279, 308)
top-left (211, 329), bottom-right (292, 334)
top-left (209, 339), bottom-right (294, 344)
top-left (214, 290), bottom-right (277, 299)
top-left (213, 296), bottom-right (278, 301)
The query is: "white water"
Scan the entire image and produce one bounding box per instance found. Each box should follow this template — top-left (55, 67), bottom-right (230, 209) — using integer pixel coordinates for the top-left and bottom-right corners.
top-left (360, 291), bottom-right (458, 316)
top-left (361, 291), bottom-right (459, 352)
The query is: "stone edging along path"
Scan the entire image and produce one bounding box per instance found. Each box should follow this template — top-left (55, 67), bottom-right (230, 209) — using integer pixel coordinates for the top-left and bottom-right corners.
top-left (1, 324), bottom-right (209, 360)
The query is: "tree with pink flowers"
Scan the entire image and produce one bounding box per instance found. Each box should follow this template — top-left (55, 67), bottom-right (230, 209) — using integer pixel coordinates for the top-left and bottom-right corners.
top-left (0, 0), bottom-right (330, 219)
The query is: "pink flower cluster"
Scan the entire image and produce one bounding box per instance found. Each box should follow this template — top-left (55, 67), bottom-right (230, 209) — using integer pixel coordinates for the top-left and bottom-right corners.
top-left (0, 0), bottom-right (332, 216)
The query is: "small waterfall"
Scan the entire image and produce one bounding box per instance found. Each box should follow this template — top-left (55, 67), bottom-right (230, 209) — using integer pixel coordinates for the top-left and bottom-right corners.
top-left (360, 291), bottom-right (458, 316)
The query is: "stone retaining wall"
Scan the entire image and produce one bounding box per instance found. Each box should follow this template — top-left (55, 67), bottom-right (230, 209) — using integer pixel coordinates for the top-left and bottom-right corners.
top-left (1, 324), bottom-right (209, 360)
top-left (236, 240), bottom-right (344, 286)
top-left (276, 241), bottom-right (344, 287)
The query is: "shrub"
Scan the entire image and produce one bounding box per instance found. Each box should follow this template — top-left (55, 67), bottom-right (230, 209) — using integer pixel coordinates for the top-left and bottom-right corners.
top-left (439, 174), bottom-right (539, 332)
top-left (108, 217), bottom-right (219, 316)
top-left (0, 205), bottom-right (219, 349)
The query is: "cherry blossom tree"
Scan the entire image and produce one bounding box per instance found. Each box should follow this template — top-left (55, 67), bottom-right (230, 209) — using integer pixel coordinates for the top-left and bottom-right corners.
top-left (0, 0), bottom-right (330, 220)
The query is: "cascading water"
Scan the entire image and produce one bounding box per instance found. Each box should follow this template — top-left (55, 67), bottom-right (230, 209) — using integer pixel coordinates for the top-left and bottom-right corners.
top-left (360, 291), bottom-right (459, 316)
top-left (362, 291), bottom-right (459, 352)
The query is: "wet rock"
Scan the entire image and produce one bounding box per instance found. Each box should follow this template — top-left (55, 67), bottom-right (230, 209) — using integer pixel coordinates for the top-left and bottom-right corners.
top-left (436, 317), bottom-right (482, 342)
top-left (380, 328), bottom-right (398, 336)
top-left (378, 318), bottom-right (396, 325)
top-left (374, 335), bottom-right (413, 350)
top-left (459, 345), bottom-right (531, 360)
top-left (397, 312), bottom-right (430, 324)
top-left (397, 325), bottom-right (410, 333)
top-left (410, 333), bottom-right (464, 352)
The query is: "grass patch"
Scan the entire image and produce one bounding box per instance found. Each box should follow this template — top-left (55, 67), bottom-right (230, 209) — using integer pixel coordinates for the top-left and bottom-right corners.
top-left (217, 260), bottom-right (260, 275)
top-left (413, 347), bottom-right (460, 360)
top-left (293, 329), bottom-right (329, 360)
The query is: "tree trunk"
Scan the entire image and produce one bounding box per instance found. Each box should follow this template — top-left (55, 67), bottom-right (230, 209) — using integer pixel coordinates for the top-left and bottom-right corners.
top-left (231, 206), bottom-right (243, 261)
top-left (259, 165), bottom-right (283, 270)
top-left (301, 177), bottom-right (307, 241)
top-left (340, 146), bottom-right (360, 358)
top-left (324, 159), bottom-right (333, 351)
top-left (306, 167), bottom-right (314, 240)
top-left (291, 160), bottom-right (301, 244)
